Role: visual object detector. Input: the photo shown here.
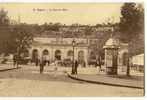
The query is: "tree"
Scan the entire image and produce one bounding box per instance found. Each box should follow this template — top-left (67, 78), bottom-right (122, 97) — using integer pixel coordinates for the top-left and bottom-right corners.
top-left (83, 26), bottom-right (93, 46)
top-left (0, 8), bottom-right (11, 54)
top-left (0, 8), bottom-right (34, 57)
top-left (84, 26), bottom-right (93, 36)
top-left (41, 22), bottom-right (61, 32)
top-left (119, 3), bottom-right (144, 76)
top-left (8, 24), bottom-right (33, 55)
top-left (119, 3), bottom-right (144, 42)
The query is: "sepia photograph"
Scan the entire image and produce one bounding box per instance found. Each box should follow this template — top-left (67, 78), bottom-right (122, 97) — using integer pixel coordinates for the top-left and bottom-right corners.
top-left (0, 2), bottom-right (144, 97)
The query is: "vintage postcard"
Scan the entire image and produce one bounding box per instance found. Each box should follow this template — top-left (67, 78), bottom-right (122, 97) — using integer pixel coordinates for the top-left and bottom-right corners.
top-left (0, 2), bottom-right (144, 97)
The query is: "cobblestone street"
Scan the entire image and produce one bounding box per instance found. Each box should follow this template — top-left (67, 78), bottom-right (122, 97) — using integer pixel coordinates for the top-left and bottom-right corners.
top-left (0, 64), bottom-right (144, 96)
top-left (0, 78), bottom-right (143, 96)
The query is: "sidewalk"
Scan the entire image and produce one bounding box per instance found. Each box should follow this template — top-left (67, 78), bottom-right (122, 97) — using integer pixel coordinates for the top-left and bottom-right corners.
top-left (0, 64), bottom-right (20, 72)
top-left (20, 65), bottom-right (144, 88)
top-left (0, 64), bottom-right (144, 89)
top-left (68, 70), bottom-right (144, 89)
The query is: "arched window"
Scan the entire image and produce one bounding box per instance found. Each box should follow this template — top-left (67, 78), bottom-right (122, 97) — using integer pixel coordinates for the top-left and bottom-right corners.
top-left (78, 50), bottom-right (85, 67)
top-left (78, 50), bottom-right (84, 60)
top-left (122, 52), bottom-right (128, 66)
top-left (67, 50), bottom-right (73, 57)
top-left (42, 49), bottom-right (49, 55)
top-left (55, 50), bottom-right (61, 60)
top-left (90, 51), bottom-right (96, 59)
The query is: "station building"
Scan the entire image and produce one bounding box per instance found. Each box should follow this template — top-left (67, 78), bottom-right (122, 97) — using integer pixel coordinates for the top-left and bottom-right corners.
top-left (26, 36), bottom-right (128, 67)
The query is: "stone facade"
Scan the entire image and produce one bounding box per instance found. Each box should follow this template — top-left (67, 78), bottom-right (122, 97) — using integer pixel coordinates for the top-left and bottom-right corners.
top-left (26, 37), bottom-right (128, 67)
top-left (29, 37), bottom-right (89, 66)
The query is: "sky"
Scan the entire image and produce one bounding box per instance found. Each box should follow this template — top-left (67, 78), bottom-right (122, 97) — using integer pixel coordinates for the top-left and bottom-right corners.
top-left (0, 3), bottom-right (123, 25)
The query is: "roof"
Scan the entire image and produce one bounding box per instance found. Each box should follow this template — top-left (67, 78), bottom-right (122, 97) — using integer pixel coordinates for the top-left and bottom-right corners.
top-left (103, 38), bottom-right (120, 49)
top-left (32, 41), bottom-right (89, 47)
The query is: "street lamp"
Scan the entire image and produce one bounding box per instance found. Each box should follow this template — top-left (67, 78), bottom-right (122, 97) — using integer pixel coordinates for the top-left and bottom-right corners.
top-left (71, 39), bottom-right (76, 74)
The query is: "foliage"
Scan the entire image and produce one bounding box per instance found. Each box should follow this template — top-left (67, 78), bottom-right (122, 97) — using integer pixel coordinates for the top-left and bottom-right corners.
top-left (84, 26), bottom-right (93, 36)
top-left (9, 24), bottom-right (33, 54)
top-left (0, 8), bottom-right (33, 55)
top-left (0, 9), bottom-right (10, 54)
top-left (41, 22), bottom-right (61, 31)
top-left (119, 3), bottom-right (144, 56)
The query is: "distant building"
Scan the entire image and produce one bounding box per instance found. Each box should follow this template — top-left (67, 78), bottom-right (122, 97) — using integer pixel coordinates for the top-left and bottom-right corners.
top-left (22, 25), bottom-right (128, 67)
top-left (132, 53), bottom-right (144, 66)
top-left (23, 35), bottom-right (129, 67)
top-left (29, 37), bottom-right (89, 67)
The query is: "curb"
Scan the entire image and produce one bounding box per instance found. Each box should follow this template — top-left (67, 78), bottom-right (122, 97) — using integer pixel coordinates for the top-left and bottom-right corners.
top-left (67, 74), bottom-right (144, 89)
top-left (0, 67), bottom-right (21, 72)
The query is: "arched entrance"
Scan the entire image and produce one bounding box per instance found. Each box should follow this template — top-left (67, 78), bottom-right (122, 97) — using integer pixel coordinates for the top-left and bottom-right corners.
top-left (88, 51), bottom-right (96, 65)
top-left (42, 49), bottom-right (50, 66)
top-left (42, 49), bottom-right (49, 55)
top-left (55, 50), bottom-right (61, 60)
top-left (67, 50), bottom-right (73, 60)
top-left (90, 51), bottom-right (96, 59)
top-left (78, 50), bottom-right (85, 67)
top-left (122, 52), bottom-right (128, 66)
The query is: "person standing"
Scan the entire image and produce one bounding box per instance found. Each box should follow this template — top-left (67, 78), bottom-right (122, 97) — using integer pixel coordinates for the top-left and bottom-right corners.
top-left (98, 56), bottom-right (102, 70)
top-left (42, 54), bottom-right (46, 66)
top-left (13, 53), bottom-right (18, 68)
top-left (54, 59), bottom-right (58, 77)
top-left (96, 56), bottom-right (102, 73)
top-left (74, 60), bottom-right (78, 74)
top-left (40, 55), bottom-right (45, 74)
top-left (46, 55), bottom-right (50, 66)
top-left (35, 57), bottom-right (39, 67)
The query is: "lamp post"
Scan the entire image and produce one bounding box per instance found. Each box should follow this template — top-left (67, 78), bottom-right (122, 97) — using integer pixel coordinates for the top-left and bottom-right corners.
top-left (71, 39), bottom-right (76, 74)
